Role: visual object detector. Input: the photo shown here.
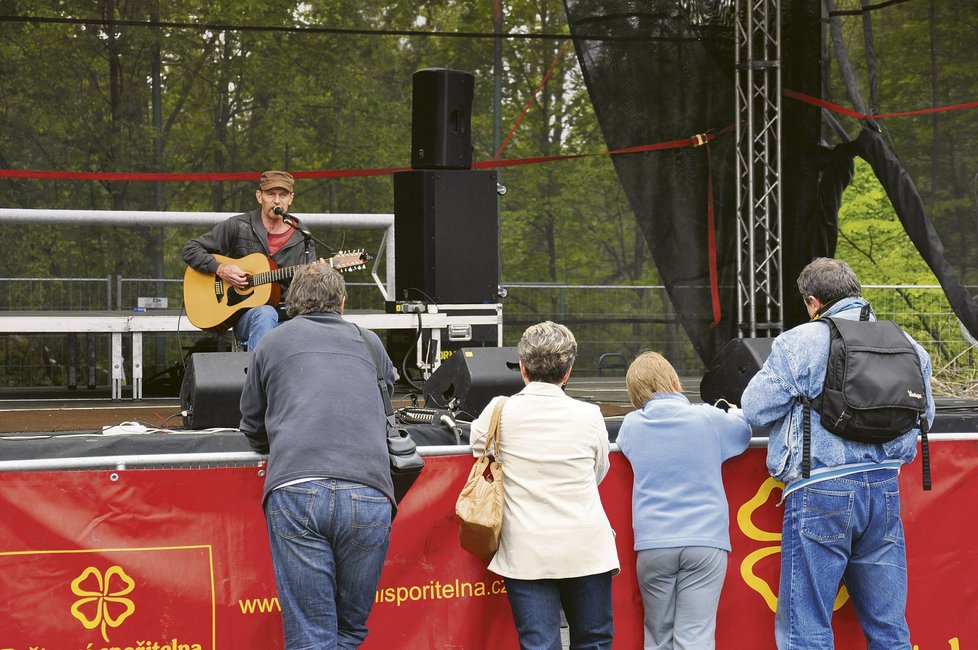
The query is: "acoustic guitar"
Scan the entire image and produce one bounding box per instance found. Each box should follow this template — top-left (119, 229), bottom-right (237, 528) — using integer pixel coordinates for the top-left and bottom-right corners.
top-left (183, 251), bottom-right (369, 331)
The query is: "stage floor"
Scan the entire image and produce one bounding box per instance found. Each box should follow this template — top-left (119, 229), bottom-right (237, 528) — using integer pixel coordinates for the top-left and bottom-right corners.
top-left (0, 376), bottom-right (641, 436)
top-left (3, 376), bottom-right (977, 437)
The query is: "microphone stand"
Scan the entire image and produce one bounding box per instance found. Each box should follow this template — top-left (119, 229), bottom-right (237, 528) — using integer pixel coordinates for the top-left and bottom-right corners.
top-left (281, 213), bottom-right (336, 256)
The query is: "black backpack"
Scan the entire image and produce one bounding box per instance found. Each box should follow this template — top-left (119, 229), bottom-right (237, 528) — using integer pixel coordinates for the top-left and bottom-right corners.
top-left (801, 304), bottom-right (931, 489)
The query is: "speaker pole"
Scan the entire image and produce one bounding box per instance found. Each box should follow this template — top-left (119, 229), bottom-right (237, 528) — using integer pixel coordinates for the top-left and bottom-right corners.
top-left (492, 2), bottom-right (505, 302)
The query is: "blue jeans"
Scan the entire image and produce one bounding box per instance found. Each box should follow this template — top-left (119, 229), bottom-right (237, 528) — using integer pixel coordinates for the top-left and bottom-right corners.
top-left (235, 304), bottom-right (279, 351)
top-left (776, 470), bottom-right (910, 650)
top-left (265, 479), bottom-right (392, 650)
top-left (503, 571), bottom-right (615, 650)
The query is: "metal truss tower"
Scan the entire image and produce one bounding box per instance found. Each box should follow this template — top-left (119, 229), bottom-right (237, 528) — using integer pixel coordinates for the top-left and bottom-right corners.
top-left (734, 0), bottom-right (783, 337)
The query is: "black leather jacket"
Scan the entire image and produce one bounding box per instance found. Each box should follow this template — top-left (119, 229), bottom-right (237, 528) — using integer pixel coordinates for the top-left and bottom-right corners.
top-left (181, 208), bottom-right (316, 288)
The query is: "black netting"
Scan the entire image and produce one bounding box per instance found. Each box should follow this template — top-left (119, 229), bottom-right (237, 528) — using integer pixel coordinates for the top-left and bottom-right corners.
top-left (564, 0), bottom-right (978, 363)
top-left (821, 2), bottom-right (978, 342)
top-left (563, 0), bottom-right (822, 364)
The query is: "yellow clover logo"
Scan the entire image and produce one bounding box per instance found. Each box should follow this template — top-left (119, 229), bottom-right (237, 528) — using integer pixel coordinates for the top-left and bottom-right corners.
top-left (738, 477), bottom-right (850, 612)
top-left (70, 565), bottom-right (136, 642)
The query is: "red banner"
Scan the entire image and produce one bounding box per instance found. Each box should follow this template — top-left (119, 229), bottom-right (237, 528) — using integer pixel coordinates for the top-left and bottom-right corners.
top-left (0, 442), bottom-right (974, 649)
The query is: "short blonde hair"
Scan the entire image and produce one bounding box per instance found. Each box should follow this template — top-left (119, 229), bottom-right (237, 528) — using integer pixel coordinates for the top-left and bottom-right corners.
top-left (625, 351), bottom-right (682, 408)
top-left (518, 321), bottom-right (577, 384)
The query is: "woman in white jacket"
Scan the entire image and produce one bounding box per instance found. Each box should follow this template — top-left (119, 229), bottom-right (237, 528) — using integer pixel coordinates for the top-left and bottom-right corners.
top-left (470, 321), bottom-right (620, 650)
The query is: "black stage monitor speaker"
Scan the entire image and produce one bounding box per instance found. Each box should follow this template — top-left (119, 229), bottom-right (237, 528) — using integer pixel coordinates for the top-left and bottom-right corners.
top-left (180, 352), bottom-right (251, 429)
top-left (699, 337), bottom-right (775, 408)
top-left (411, 68), bottom-right (474, 170)
top-left (423, 347), bottom-right (523, 420)
top-left (394, 169), bottom-right (499, 304)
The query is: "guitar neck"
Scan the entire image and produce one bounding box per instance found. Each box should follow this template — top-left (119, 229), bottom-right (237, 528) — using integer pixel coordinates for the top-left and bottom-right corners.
top-left (250, 265), bottom-right (298, 287)
top-left (245, 252), bottom-right (366, 287)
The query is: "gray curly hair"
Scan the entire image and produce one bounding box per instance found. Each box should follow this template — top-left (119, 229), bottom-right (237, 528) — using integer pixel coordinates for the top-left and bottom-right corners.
top-left (797, 257), bottom-right (861, 304)
top-left (517, 320), bottom-right (577, 384)
top-left (285, 262), bottom-right (346, 317)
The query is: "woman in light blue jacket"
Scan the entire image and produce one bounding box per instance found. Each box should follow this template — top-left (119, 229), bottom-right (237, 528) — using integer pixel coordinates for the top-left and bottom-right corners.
top-left (617, 351), bottom-right (751, 650)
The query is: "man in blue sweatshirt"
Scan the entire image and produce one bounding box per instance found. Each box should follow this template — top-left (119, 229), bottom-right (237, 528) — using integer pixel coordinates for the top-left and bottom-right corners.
top-left (239, 261), bottom-right (396, 649)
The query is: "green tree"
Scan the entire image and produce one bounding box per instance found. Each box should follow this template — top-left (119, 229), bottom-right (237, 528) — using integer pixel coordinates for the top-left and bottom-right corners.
top-left (835, 158), bottom-right (959, 365)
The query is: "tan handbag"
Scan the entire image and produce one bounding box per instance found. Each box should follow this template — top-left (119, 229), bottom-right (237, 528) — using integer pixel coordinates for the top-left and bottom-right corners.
top-left (455, 397), bottom-right (507, 561)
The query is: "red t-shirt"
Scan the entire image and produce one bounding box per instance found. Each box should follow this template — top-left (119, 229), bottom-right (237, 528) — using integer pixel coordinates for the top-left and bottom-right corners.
top-left (267, 230), bottom-right (292, 255)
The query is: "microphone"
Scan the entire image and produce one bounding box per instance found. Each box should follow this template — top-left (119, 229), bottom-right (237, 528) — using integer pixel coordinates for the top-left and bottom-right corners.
top-left (273, 206), bottom-right (312, 237)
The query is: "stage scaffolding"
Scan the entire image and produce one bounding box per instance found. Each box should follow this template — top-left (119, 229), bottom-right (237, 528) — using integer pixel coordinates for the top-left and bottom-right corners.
top-left (735, 0), bottom-right (784, 338)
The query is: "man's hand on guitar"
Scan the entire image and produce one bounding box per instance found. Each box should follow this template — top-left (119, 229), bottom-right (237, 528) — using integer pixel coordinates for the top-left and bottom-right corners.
top-left (217, 263), bottom-right (250, 291)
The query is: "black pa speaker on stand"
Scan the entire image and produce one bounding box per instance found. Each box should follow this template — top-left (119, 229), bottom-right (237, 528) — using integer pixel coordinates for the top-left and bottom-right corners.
top-left (423, 347), bottom-right (523, 420)
top-left (180, 352), bottom-right (251, 429)
top-left (411, 68), bottom-right (474, 170)
top-left (699, 338), bottom-right (775, 408)
top-left (393, 169), bottom-right (499, 305)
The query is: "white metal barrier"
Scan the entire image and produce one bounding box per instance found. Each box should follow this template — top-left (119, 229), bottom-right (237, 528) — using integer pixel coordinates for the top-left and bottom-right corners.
top-left (0, 208), bottom-right (397, 300)
top-left (0, 305), bottom-right (503, 400)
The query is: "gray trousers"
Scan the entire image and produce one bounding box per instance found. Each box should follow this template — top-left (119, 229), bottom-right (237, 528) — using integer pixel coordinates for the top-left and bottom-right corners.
top-left (636, 546), bottom-right (728, 650)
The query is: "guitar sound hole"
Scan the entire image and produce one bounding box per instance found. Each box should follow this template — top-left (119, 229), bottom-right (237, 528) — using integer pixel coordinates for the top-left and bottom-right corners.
top-left (227, 288), bottom-right (254, 307)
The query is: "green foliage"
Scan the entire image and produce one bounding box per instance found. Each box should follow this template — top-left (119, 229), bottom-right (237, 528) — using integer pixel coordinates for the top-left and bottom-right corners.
top-left (836, 158), bottom-right (974, 377)
top-left (836, 158), bottom-right (937, 286)
top-left (825, 0), bottom-right (978, 285)
top-left (0, 0), bottom-right (650, 289)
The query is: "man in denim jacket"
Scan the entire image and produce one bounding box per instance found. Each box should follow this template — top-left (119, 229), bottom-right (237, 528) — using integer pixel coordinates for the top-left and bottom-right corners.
top-left (741, 257), bottom-right (934, 650)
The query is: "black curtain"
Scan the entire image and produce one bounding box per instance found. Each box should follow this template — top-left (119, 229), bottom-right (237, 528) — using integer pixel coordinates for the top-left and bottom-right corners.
top-left (563, 0), bottom-right (823, 364)
top-left (565, 0), bottom-right (978, 365)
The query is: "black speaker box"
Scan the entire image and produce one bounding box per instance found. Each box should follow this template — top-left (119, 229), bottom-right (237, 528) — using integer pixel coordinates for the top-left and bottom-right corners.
top-left (411, 68), bottom-right (474, 170)
top-left (180, 352), bottom-right (251, 429)
top-left (423, 347), bottom-right (523, 420)
top-left (699, 338), bottom-right (775, 408)
top-left (394, 169), bottom-right (499, 304)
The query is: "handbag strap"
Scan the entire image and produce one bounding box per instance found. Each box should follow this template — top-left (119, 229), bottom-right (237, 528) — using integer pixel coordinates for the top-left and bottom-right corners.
top-left (353, 324), bottom-right (398, 439)
top-left (481, 397), bottom-right (508, 459)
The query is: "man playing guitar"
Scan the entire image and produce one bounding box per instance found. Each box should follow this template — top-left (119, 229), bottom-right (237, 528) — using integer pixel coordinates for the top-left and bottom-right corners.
top-left (181, 170), bottom-right (314, 350)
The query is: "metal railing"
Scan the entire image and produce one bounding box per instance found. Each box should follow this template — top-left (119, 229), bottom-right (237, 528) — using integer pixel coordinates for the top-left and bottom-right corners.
top-left (0, 276), bottom-right (112, 311)
top-left (1, 281), bottom-right (976, 393)
top-left (501, 283), bottom-right (699, 376)
top-left (501, 283), bottom-right (978, 390)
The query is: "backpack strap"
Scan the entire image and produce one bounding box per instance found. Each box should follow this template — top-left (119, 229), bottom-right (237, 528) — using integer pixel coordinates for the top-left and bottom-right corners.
top-left (800, 396), bottom-right (813, 479)
top-left (802, 395), bottom-right (930, 488)
top-left (799, 315), bottom-right (836, 481)
top-left (859, 303), bottom-right (871, 321)
top-left (920, 416), bottom-right (932, 491)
